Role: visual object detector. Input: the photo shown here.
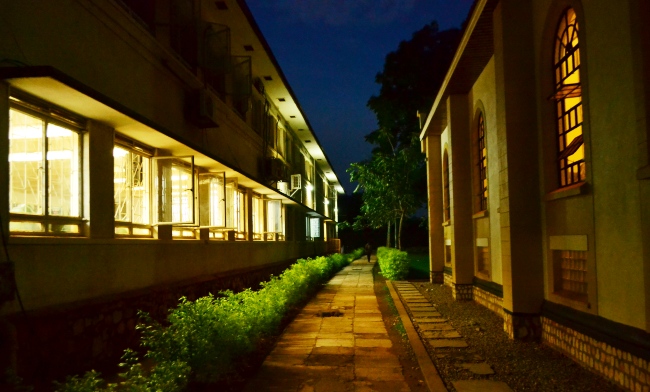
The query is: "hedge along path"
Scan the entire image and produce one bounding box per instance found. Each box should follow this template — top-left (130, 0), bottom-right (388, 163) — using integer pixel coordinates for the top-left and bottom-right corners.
top-left (244, 255), bottom-right (411, 392)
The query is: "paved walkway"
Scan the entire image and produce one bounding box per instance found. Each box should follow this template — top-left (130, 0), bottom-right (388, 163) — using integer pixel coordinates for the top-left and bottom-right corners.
top-left (244, 256), bottom-right (411, 392)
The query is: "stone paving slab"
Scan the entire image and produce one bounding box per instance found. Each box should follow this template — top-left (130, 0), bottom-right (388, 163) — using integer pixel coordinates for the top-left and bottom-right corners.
top-left (460, 362), bottom-right (495, 375)
top-left (413, 317), bottom-right (448, 323)
top-left (418, 323), bottom-right (455, 331)
top-left (410, 311), bottom-right (442, 318)
top-left (452, 380), bottom-right (514, 392)
top-left (422, 330), bottom-right (462, 339)
top-left (427, 339), bottom-right (469, 348)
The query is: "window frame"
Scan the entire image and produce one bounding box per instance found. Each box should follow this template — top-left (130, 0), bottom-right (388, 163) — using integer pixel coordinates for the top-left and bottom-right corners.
top-left (553, 7), bottom-right (586, 188)
top-left (477, 112), bottom-right (488, 212)
top-left (8, 99), bottom-right (85, 236)
top-left (442, 150), bottom-right (451, 223)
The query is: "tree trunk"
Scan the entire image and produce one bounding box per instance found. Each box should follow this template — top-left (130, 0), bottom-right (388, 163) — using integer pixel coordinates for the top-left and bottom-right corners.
top-left (386, 222), bottom-right (391, 247)
top-left (397, 211), bottom-right (405, 250)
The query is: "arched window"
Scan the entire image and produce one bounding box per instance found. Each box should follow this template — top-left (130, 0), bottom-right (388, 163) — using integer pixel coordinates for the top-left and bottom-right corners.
top-left (443, 150), bottom-right (450, 222)
top-left (477, 112), bottom-right (488, 211)
top-left (554, 7), bottom-right (585, 187)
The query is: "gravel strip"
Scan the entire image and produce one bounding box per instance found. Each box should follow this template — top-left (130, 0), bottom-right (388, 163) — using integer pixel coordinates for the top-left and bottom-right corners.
top-left (411, 281), bottom-right (625, 392)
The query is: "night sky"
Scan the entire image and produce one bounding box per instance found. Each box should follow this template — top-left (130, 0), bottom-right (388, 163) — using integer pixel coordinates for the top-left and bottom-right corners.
top-left (246, 0), bottom-right (473, 193)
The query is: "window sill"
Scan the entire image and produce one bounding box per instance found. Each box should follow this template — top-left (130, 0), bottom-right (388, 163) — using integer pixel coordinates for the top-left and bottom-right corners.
top-left (473, 210), bottom-right (488, 219)
top-left (442, 220), bottom-right (451, 227)
top-left (545, 181), bottom-right (588, 201)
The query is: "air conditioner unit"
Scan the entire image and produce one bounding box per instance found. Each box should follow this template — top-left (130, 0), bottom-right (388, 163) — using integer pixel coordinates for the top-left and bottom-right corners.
top-left (265, 158), bottom-right (286, 181)
top-left (290, 174), bottom-right (301, 190)
top-left (189, 89), bottom-right (219, 128)
top-left (277, 181), bottom-right (288, 195)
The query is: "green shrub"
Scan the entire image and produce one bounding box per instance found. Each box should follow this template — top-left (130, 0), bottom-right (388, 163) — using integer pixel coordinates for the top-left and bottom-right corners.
top-left (56, 251), bottom-right (355, 390)
top-left (348, 248), bottom-right (364, 262)
top-left (376, 247), bottom-right (410, 280)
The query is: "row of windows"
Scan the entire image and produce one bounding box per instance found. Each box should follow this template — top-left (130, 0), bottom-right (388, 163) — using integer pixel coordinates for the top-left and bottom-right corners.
top-left (8, 105), bottom-right (323, 240)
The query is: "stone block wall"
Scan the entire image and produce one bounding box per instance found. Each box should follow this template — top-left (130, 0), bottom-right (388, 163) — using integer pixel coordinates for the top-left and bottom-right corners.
top-left (542, 317), bottom-right (650, 392)
top-left (444, 271), bottom-right (453, 287)
top-left (473, 286), bottom-right (504, 318)
top-left (452, 283), bottom-right (473, 301)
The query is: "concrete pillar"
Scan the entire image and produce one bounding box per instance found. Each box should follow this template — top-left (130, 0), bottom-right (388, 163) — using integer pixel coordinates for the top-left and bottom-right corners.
top-left (424, 135), bottom-right (444, 283)
top-left (447, 94), bottom-right (474, 300)
top-left (494, 0), bottom-right (544, 340)
top-left (0, 83), bottom-right (9, 243)
top-left (86, 121), bottom-right (115, 239)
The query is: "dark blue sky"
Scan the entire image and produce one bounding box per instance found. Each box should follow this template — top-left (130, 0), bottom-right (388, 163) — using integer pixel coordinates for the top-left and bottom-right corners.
top-left (246, 0), bottom-right (473, 193)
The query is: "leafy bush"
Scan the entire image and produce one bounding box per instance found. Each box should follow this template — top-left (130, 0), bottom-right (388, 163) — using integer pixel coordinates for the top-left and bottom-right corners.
top-left (348, 247), bottom-right (364, 262)
top-left (55, 251), bottom-right (354, 391)
top-left (376, 246), bottom-right (410, 280)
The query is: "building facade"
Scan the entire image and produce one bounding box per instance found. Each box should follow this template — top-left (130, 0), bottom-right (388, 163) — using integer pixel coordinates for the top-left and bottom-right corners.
top-left (0, 0), bottom-right (343, 384)
top-left (420, 0), bottom-right (650, 390)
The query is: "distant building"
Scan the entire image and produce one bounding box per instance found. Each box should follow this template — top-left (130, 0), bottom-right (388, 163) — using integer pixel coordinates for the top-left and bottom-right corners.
top-left (0, 0), bottom-right (343, 384)
top-left (420, 0), bottom-right (650, 390)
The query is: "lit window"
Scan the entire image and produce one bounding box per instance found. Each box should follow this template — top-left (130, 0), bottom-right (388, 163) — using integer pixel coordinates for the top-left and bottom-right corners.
top-left (252, 195), bottom-right (263, 239)
top-left (554, 8), bottom-right (585, 187)
top-left (225, 182), bottom-right (245, 234)
top-left (198, 172), bottom-right (225, 227)
top-left (477, 113), bottom-right (488, 211)
top-left (306, 216), bottom-right (320, 239)
top-left (114, 145), bottom-right (151, 236)
top-left (442, 150), bottom-right (450, 222)
top-left (267, 200), bottom-right (283, 234)
top-left (153, 157), bottom-right (194, 224)
top-left (9, 107), bottom-right (83, 234)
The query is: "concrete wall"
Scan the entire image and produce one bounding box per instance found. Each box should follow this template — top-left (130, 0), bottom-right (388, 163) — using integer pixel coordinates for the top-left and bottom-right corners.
top-left (468, 57), bottom-right (502, 285)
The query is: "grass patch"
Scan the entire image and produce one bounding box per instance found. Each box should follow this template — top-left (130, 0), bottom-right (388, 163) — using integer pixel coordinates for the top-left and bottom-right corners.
top-left (406, 252), bottom-right (429, 280)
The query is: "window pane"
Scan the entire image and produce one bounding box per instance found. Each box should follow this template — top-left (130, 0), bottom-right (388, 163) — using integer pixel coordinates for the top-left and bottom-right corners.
top-left (47, 123), bottom-right (80, 217)
top-left (267, 200), bottom-right (282, 233)
top-left (171, 165), bottom-right (192, 223)
top-left (131, 153), bottom-right (150, 224)
top-left (113, 147), bottom-right (130, 221)
top-left (9, 109), bottom-right (44, 215)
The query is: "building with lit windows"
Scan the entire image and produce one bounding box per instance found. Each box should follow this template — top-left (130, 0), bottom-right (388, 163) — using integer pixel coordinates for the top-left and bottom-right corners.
top-left (0, 0), bottom-right (343, 383)
top-left (420, 0), bottom-right (650, 390)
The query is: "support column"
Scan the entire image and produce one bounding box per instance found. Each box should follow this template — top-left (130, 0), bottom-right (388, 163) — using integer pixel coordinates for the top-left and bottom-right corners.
top-left (424, 134), bottom-right (444, 284)
top-left (0, 83), bottom-right (9, 242)
top-left (494, 0), bottom-right (544, 340)
top-left (447, 94), bottom-right (474, 301)
top-left (246, 189), bottom-right (254, 241)
top-left (86, 121), bottom-right (115, 239)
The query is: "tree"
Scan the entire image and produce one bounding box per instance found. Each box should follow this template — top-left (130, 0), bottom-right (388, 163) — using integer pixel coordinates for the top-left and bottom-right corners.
top-left (349, 21), bottom-right (461, 249)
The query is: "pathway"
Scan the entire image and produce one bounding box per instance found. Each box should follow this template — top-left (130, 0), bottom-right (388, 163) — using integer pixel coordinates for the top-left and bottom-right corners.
top-left (391, 281), bottom-right (514, 392)
top-left (244, 256), bottom-right (411, 391)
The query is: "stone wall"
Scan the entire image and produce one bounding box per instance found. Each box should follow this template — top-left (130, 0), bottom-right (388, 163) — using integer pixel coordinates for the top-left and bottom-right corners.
top-left (444, 271), bottom-right (453, 287)
top-left (542, 317), bottom-right (650, 392)
top-left (472, 285), bottom-right (504, 318)
top-left (452, 283), bottom-right (473, 301)
top-left (6, 260), bottom-right (293, 388)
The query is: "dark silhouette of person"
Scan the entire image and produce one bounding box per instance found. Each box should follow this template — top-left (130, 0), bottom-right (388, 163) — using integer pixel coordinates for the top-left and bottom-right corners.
top-left (364, 242), bottom-right (372, 262)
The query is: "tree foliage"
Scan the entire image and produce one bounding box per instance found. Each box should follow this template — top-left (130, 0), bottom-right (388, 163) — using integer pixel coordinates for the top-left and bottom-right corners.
top-left (348, 21), bottom-right (461, 249)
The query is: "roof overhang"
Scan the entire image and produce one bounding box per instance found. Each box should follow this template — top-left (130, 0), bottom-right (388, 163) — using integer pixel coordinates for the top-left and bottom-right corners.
top-left (0, 66), bottom-right (331, 218)
top-left (420, 0), bottom-right (498, 139)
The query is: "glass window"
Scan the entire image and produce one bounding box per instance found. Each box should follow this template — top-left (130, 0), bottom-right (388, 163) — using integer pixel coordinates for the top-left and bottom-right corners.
top-left (9, 108), bottom-right (82, 234)
top-left (477, 113), bottom-right (488, 211)
top-left (114, 145), bottom-right (151, 225)
top-left (554, 8), bottom-right (585, 187)
top-left (225, 181), bottom-right (245, 234)
top-left (153, 157), bottom-right (194, 224)
top-left (443, 150), bottom-right (450, 222)
top-left (252, 195), bottom-right (263, 238)
top-left (198, 172), bottom-right (225, 227)
top-left (267, 200), bottom-right (283, 234)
